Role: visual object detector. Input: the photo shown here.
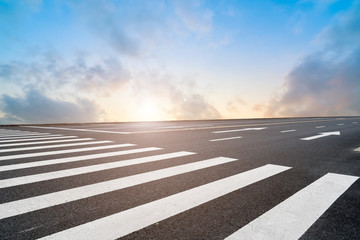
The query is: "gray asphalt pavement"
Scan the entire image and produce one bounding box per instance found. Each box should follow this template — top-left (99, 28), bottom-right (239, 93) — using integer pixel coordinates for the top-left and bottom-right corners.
top-left (0, 116), bottom-right (359, 239)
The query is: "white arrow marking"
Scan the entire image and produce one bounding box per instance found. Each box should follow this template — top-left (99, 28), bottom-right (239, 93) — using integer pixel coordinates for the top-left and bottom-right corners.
top-left (213, 127), bottom-right (267, 134)
top-left (301, 131), bottom-right (340, 141)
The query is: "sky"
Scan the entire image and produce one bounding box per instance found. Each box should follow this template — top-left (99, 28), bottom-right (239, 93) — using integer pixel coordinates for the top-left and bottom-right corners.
top-left (0, 0), bottom-right (359, 124)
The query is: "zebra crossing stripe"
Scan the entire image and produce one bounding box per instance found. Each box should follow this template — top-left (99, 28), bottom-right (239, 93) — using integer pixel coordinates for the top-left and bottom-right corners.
top-left (0, 144), bottom-right (135, 162)
top-left (0, 133), bottom-right (51, 138)
top-left (0, 151), bottom-right (192, 188)
top-left (0, 134), bottom-right (64, 141)
top-left (0, 147), bottom-right (160, 172)
top-left (38, 164), bottom-right (290, 240)
top-left (0, 138), bottom-right (94, 148)
top-left (0, 156), bottom-right (238, 220)
top-left (225, 173), bottom-right (359, 240)
top-left (0, 136), bottom-right (75, 143)
top-left (0, 140), bottom-right (113, 153)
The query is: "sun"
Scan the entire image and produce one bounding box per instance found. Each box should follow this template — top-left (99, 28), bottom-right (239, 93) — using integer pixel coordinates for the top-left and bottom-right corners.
top-left (137, 99), bottom-right (161, 121)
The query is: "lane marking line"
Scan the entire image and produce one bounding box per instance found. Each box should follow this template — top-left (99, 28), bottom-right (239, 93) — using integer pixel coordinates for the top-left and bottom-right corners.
top-left (0, 157), bottom-right (239, 220)
top-left (213, 127), bottom-right (267, 134)
top-left (0, 134), bottom-right (64, 141)
top-left (225, 173), bottom-right (358, 240)
top-left (39, 164), bottom-right (290, 240)
top-left (0, 136), bottom-right (73, 143)
top-left (337, 123), bottom-right (344, 126)
top-left (355, 147), bottom-right (360, 152)
top-left (280, 130), bottom-right (296, 133)
top-left (0, 140), bottom-right (113, 154)
top-left (0, 147), bottom-right (160, 172)
top-left (0, 133), bottom-right (51, 138)
top-left (210, 136), bottom-right (243, 142)
top-left (0, 138), bottom-right (94, 148)
top-left (315, 126), bottom-right (325, 128)
top-left (0, 144), bottom-right (135, 162)
top-left (25, 126), bottom-right (130, 135)
top-left (0, 151), bottom-right (195, 188)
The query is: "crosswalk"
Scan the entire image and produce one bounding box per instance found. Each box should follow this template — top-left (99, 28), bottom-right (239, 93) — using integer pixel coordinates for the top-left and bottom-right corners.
top-left (0, 128), bottom-right (358, 239)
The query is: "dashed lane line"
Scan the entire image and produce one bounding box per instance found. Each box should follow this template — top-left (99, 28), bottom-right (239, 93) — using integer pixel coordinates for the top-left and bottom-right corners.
top-left (280, 130), bottom-right (296, 133)
top-left (210, 136), bottom-right (243, 142)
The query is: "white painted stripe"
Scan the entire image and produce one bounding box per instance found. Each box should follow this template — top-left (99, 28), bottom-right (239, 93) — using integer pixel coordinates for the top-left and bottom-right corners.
top-left (0, 151), bottom-right (195, 188)
top-left (0, 130), bottom-right (32, 133)
top-left (0, 136), bottom-right (75, 143)
top-left (0, 144), bottom-right (135, 162)
top-left (0, 140), bottom-right (113, 153)
top-left (225, 173), bottom-right (358, 240)
top-left (0, 133), bottom-right (51, 138)
top-left (355, 147), bottom-right (360, 152)
top-left (337, 123), bottom-right (344, 126)
top-left (210, 136), bottom-right (243, 142)
top-left (0, 138), bottom-right (94, 148)
top-left (315, 126), bottom-right (325, 128)
top-left (39, 164), bottom-right (290, 240)
top-left (157, 126), bottom-right (185, 129)
top-left (26, 126), bottom-right (130, 134)
top-left (0, 157), bottom-right (240, 220)
top-left (353, 122), bottom-right (358, 124)
top-left (0, 147), bottom-right (160, 172)
top-left (280, 130), bottom-right (296, 133)
top-left (0, 134), bottom-right (63, 141)
top-left (212, 127), bottom-right (267, 134)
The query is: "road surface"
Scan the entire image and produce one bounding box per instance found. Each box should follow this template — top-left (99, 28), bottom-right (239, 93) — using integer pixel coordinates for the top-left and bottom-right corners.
top-left (0, 117), bottom-right (359, 239)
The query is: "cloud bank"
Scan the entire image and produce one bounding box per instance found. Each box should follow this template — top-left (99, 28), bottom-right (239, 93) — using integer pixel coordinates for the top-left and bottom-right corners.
top-left (0, 88), bottom-right (100, 124)
top-left (265, 4), bottom-right (360, 117)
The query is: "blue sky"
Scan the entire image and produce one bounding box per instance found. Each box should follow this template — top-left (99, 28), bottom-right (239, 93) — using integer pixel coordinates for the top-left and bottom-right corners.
top-left (0, 0), bottom-right (359, 123)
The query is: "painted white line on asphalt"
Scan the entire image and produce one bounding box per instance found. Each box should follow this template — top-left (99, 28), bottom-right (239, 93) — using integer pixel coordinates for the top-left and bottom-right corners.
top-left (26, 126), bottom-right (130, 134)
top-left (0, 138), bottom-right (94, 148)
top-left (0, 130), bottom-right (33, 134)
top-left (0, 133), bottom-right (51, 138)
top-left (337, 123), bottom-right (344, 126)
top-left (225, 173), bottom-right (358, 240)
top-left (0, 136), bottom-right (75, 143)
top-left (315, 126), bottom-right (325, 128)
top-left (300, 131), bottom-right (340, 141)
top-left (0, 143), bottom-right (135, 162)
top-left (213, 127), bottom-right (267, 134)
top-left (0, 134), bottom-right (63, 141)
top-left (210, 136), bottom-right (243, 142)
top-left (0, 140), bottom-right (113, 153)
top-left (353, 122), bottom-right (358, 124)
top-left (355, 147), bottom-right (360, 152)
top-left (0, 151), bottom-right (195, 188)
top-left (157, 126), bottom-right (185, 129)
top-left (280, 130), bottom-right (296, 133)
top-left (0, 147), bottom-right (160, 172)
top-left (39, 164), bottom-right (290, 240)
top-left (0, 157), bottom-right (239, 220)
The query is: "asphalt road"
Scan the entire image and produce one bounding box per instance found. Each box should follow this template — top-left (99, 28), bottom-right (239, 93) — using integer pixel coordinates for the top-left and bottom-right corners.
top-left (0, 117), bottom-right (359, 239)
